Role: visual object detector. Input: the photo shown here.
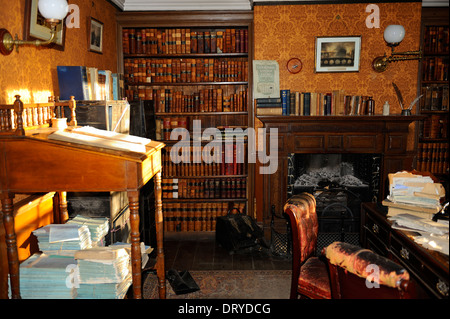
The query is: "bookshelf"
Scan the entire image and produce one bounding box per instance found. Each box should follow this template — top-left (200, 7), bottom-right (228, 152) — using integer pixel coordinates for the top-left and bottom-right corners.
top-left (116, 11), bottom-right (254, 233)
top-left (417, 8), bottom-right (449, 198)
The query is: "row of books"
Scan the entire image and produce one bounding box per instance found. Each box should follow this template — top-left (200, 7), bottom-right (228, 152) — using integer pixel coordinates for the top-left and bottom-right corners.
top-left (122, 28), bottom-right (248, 55)
top-left (163, 202), bottom-right (246, 232)
top-left (256, 90), bottom-right (374, 116)
top-left (124, 58), bottom-right (248, 83)
top-left (423, 26), bottom-right (449, 54)
top-left (421, 114), bottom-right (448, 139)
top-left (140, 87), bottom-right (248, 113)
top-left (417, 142), bottom-right (449, 174)
top-left (422, 57), bottom-right (448, 82)
top-left (57, 66), bottom-right (125, 101)
top-left (162, 177), bottom-right (246, 199)
top-left (419, 84), bottom-right (449, 111)
top-left (162, 146), bottom-right (246, 177)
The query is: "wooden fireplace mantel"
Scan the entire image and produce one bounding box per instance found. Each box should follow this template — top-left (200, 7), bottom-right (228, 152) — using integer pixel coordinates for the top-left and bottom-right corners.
top-left (256, 115), bottom-right (425, 225)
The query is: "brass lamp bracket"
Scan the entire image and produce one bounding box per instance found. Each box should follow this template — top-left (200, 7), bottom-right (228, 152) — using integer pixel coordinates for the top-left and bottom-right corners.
top-left (372, 49), bottom-right (422, 73)
top-left (0, 21), bottom-right (58, 55)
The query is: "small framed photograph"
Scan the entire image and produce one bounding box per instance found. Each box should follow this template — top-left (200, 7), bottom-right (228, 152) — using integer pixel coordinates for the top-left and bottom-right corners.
top-left (315, 36), bottom-right (361, 73)
top-left (89, 17), bottom-right (103, 54)
top-left (24, 0), bottom-right (66, 51)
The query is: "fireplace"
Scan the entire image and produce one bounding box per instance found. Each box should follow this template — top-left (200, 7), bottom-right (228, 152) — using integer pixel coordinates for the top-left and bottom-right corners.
top-left (256, 115), bottom-right (424, 232)
top-left (287, 153), bottom-right (381, 252)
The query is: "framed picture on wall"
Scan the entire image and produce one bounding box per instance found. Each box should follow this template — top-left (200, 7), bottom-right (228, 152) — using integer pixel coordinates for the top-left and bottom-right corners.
top-left (315, 36), bottom-right (361, 73)
top-left (24, 0), bottom-right (66, 51)
top-left (89, 17), bottom-right (103, 54)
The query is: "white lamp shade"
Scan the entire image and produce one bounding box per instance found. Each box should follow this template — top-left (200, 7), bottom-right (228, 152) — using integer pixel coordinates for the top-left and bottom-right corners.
top-left (384, 25), bottom-right (405, 44)
top-left (38, 0), bottom-right (69, 20)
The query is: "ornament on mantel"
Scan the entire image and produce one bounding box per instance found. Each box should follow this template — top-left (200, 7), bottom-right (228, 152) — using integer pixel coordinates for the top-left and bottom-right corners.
top-left (392, 82), bottom-right (423, 116)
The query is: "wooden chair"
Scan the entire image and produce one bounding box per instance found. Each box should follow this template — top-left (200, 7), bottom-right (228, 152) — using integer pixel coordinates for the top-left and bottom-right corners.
top-left (323, 241), bottom-right (417, 299)
top-left (283, 193), bottom-right (331, 299)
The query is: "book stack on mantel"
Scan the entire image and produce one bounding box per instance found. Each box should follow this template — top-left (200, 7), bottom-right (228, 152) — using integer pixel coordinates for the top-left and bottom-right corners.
top-left (145, 87), bottom-right (247, 113)
top-left (256, 89), bottom-right (376, 116)
top-left (122, 28), bottom-right (248, 55)
top-left (163, 201), bottom-right (245, 232)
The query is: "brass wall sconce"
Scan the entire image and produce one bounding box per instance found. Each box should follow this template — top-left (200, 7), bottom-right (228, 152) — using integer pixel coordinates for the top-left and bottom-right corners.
top-left (372, 25), bottom-right (422, 73)
top-left (0, 0), bottom-right (69, 55)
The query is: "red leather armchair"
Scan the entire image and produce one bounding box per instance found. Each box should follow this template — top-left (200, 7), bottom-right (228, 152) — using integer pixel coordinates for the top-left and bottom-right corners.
top-left (323, 241), bottom-right (417, 299)
top-left (284, 193), bottom-right (331, 299)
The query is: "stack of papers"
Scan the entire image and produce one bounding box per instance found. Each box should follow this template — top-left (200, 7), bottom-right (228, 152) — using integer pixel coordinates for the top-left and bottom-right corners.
top-left (74, 246), bottom-right (131, 299)
top-left (10, 253), bottom-right (78, 299)
top-left (33, 224), bottom-right (92, 256)
top-left (67, 215), bottom-right (109, 247)
top-left (383, 171), bottom-right (445, 218)
top-left (389, 213), bottom-right (449, 255)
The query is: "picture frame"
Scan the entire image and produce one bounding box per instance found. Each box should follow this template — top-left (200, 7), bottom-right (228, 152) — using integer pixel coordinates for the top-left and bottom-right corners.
top-left (24, 0), bottom-right (66, 51)
top-left (89, 17), bottom-right (103, 54)
top-left (315, 36), bottom-right (361, 73)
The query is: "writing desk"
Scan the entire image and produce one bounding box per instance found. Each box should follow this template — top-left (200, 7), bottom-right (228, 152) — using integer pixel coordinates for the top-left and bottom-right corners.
top-left (361, 202), bottom-right (449, 298)
top-left (0, 127), bottom-right (165, 299)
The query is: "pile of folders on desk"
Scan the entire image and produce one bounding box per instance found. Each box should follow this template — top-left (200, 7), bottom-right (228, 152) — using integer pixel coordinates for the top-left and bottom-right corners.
top-left (383, 171), bottom-right (448, 255)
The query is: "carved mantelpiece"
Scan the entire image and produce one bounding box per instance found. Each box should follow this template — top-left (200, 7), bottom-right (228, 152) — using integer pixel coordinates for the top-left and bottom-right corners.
top-left (256, 115), bottom-right (425, 226)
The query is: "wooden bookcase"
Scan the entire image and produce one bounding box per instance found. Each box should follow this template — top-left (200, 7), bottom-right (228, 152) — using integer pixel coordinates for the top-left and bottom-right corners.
top-left (417, 8), bottom-right (449, 198)
top-left (116, 11), bottom-right (254, 233)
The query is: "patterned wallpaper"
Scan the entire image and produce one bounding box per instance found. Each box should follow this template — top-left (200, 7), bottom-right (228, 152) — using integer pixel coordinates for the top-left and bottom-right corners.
top-left (254, 2), bottom-right (422, 115)
top-left (0, 0), bottom-right (118, 104)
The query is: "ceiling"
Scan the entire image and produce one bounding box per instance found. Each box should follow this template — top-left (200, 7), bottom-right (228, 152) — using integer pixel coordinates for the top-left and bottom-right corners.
top-left (110, 0), bottom-right (449, 11)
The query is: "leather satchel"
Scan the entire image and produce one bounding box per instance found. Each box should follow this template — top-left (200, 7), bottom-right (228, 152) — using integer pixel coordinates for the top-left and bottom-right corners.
top-left (215, 208), bottom-right (265, 254)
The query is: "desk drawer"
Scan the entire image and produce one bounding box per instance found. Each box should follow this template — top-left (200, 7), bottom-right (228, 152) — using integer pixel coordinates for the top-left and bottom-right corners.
top-left (390, 233), bottom-right (449, 298)
top-left (364, 213), bottom-right (390, 247)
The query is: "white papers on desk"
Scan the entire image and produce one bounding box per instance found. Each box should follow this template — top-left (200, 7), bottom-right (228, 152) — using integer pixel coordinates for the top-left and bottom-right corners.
top-left (389, 213), bottom-right (449, 255)
top-left (48, 126), bottom-right (151, 154)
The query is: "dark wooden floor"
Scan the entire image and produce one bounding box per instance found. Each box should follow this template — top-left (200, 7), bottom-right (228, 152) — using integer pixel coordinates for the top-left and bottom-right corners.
top-left (162, 232), bottom-right (292, 271)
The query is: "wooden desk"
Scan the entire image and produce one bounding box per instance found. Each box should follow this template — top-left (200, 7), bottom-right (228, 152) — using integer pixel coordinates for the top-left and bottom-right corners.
top-left (361, 202), bottom-right (449, 298)
top-left (0, 128), bottom-right (165, 299)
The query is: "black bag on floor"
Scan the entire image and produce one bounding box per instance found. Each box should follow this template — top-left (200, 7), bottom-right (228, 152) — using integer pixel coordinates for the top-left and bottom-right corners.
top-left (215, 208), bottom-right (265, 254)
top-left (167, 269), bottom-right (200, 295)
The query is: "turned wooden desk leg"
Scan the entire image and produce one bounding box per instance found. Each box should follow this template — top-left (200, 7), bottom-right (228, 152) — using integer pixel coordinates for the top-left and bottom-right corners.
top-left (58, 191), bottom-right (69, 223)
top-left (155, 171), bottom-right (166, 299)
top-left (128, 191), bottom-right (142, 299)
top-left (1, 195), bottom-right (20, 299)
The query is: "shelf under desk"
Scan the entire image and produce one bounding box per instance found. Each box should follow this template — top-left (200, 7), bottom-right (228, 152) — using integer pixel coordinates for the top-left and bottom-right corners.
top-left (0, 127), bottom-right (166, 299)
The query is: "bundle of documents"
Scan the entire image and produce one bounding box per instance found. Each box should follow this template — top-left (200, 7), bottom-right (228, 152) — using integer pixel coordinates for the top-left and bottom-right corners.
top-left (384, 171), bottom-right (448, 255)
top-left (33, 224), bottom-right (92, 256)
top-left (73, 243), bottom-right (152, 298)
top-left (75, 247), bottom-right (131, 284)
top-left (383, 171), bottom-right (445, 218)
top-left (67, 215), bottom-right (109, 247)
top-left (10, 253), bottom-right (78, 299)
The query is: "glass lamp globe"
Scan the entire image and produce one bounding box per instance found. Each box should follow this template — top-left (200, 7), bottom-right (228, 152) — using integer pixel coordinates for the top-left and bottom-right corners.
top-left (38, 0), bottom-right (69, 21)
top-left (383, 25), bottom-right (405, 45)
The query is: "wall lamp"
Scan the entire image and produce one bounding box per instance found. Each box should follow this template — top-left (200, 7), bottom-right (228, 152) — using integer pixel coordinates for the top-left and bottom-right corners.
top-left (372, 25), bottom-right (422, 73)
top-left (0, 0), bottom-right (69, 55)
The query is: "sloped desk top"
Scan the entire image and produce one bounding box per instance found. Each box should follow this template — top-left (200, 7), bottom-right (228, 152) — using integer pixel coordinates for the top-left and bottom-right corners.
top-left (1, 128), bottom-right (165, 299)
